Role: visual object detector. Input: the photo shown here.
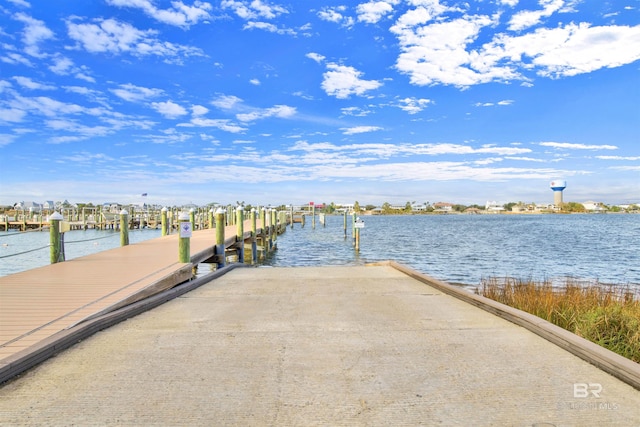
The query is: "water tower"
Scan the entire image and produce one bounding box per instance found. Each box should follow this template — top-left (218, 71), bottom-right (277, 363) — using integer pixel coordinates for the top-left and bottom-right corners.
top-left (550, 180), bottom-right (566, 208)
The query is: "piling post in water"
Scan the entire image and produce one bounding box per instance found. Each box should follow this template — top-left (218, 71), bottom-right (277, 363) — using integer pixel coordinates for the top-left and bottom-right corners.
top-left (352, 211), bottom-right (357, 247)
top-left (267, 208), bottom-right (275, 252)
top-left (129, 206), bottom-right (135, 229)
top-left (312, 204), bottom-right (316, 229)
top-left (355, 218), bottom-right (361, 252)
top-left (161, 207), bottom-right (168, 236)
top-left (343, 210), bottom-right (347, 238)
top-left (290, 204), bottom-right (294, 229)
top-left (178, 211), bottom-right (191, 263)
top-left (189, 208), bottom-right (196, 231)
top-left (272, 209), bottom-right (278, 248)
top-left (301, 213), bottom-right (305, 227)
top-left (236, 206), bottom-right (244, 263)
top-left (261, 207), bottom-right (267, 259)
top-left (120, 209), bottom-right (129, 246)
top-left (215, 208), bottom-right (226, 269)
top-left (265, 208), bottom-right (271, 252)
top-left (225, 206), bottom-right (232, 226)
top-left (49, 211), bottom-right (64, 264)
top-left (251, 208), bottom-right (258, 264)
top-left (208, 208), bottom-right (214, 230)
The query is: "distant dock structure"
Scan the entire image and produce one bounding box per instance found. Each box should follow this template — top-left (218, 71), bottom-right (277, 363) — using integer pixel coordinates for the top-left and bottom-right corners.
top-left (550, 180), bottom-right (567, 208)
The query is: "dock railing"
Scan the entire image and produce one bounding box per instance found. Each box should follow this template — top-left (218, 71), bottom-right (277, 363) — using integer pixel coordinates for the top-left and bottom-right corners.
top-left (0, 205), bottom-right (293, 277)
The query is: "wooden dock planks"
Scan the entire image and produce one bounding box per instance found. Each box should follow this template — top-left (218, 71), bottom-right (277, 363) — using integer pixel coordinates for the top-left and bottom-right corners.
top-left (0, 221), bottom-right (263, 364)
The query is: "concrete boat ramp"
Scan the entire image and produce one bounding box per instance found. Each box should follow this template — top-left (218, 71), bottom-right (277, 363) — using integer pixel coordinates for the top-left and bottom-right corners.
top-left (1, 263), bottom-right (640, 425)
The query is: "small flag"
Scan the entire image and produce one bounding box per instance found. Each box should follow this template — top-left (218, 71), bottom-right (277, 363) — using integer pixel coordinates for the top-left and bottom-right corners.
top-left (141, 193), bottom-right (148, 197)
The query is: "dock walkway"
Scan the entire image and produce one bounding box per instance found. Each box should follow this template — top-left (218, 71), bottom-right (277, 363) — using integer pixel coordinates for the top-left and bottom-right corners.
top-left (1, 264), bottom-right (640, 425)
top-left (0, 221), bottom-right (262, 378)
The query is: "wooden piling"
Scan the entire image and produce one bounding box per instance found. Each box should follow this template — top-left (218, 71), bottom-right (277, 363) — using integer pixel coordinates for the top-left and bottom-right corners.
top-left (49, 212), bottom-right (64, 264)
top-left (251, 208), bottom-right (258, 263)
top-left (352, 211), bottom-right (357, 247)
top-left (236, 207), bottom-right (244, 263)
top-left (189, 208), bottom-right (196, 231)
top-left (120, 210), bottom-right (129, 247)
top-left (161, 207), bottom-right (168, 236)
top-left (343, 210), bottom-right (347, 238)
top-left (215, 208), bottom-right (226, 269)
top-left (312, 204), bottom-right (316, 229)
top-left (178, 212), bottom-right (191, 263)
top-left (273, 209), bottom-right (278, 247)
top-left (261, 207), bottom-right (267, 259)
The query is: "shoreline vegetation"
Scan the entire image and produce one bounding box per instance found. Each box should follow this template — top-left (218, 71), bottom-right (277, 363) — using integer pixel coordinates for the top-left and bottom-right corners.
top-left (477, 278), bottom-right (640, 363)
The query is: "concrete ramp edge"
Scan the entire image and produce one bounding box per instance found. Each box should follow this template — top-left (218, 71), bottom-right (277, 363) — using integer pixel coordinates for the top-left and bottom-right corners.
top-left (374, 260), bottom-right (640, 391)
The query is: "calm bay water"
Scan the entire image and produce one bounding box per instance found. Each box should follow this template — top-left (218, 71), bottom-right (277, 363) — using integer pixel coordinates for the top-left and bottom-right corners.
top-left (0, 228), bottom-right (162, 277)
top-left (2, 214), bottom-right (639, 290)
top-left (265, 214), bottom-right (640, 289)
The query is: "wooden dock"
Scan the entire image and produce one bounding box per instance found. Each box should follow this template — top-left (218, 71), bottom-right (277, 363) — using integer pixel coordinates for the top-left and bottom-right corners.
top-left (0, 219), bottom-right (279, 383)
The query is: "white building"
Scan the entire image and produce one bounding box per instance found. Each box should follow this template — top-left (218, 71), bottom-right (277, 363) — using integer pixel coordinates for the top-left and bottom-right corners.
top-left (485, 201), bottom-right (505, 212)
top-left (583, 201), bottom-right (606, 212)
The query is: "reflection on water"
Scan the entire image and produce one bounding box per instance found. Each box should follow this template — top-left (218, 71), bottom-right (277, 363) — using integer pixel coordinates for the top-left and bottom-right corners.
top-left (266, 214), bottom-right (640, 288)
top-left (0, 228), bottom-right (161, 277)
top-left (2, 214), bottom-right (639, 290)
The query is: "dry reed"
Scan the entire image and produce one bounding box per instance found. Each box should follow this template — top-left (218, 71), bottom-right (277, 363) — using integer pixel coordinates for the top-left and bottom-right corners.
top-left (476, 278), bottom-right (640, 363)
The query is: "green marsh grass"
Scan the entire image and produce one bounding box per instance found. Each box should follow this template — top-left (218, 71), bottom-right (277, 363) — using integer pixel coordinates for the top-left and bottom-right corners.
top-left (477, 278), bottom-right (640, 363)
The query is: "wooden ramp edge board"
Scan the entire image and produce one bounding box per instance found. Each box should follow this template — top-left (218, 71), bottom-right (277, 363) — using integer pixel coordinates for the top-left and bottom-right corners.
top-left (67, 264), bottom-right (194, 328)
top-left (373, 260), bottom-right (640, 391)
top-left (0, 264), bottom-right (247, 385)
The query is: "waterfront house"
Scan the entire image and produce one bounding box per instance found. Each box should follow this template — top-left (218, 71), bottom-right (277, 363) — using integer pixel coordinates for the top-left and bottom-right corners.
top-left (433, 202), bottom-right (453, 212)
top-left (583, 201), bottom-right (606, 212)
top-left (485, 201), bottom-right (505, 213)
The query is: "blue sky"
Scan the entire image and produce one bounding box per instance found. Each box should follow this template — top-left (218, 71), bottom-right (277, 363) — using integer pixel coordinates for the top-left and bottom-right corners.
top-left (1, 0), bottom-right (639, 207)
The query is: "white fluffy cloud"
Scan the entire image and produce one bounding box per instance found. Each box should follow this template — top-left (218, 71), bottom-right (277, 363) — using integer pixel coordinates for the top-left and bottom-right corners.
top-left (211, 94), bottom-right (243, 110)
top-left (321, 63), bottom-right (382, 99)
top-left (151, 101), bottom-right (188, 119)
top-left (390, 4), bottom-right (640, 87)
top-left (508, 0), bottom-right (565, 31)
top-left (341, 126), bottom-right (383, 135)
top-left (106, 0), bottom-right (212, 28)
top-left (317, 6), bottom-right (353, 27)
top-left (178, 117), bottom-right (246, 133)
top-left (540, 142), bottom-right (618, 150)
top-left (110, 84), bottom-right (164, 102)
top-left (13, 12), bottom-right (54, 57)
top-left (242, 21), bottom-right (297, 35)
top-left (236, 105), bottom-right (296, 122)
top-left (66, 18), bottom-right (204, 63)
top-left (13, 76), bottom-right (56, 90)
top-left (397, 97), bottom-right (433, 114)
top-left (357, 1), bottom-right (399, 24)
top-left (306, 52), bottom-right (326, 63)
top-left (490, 23), bottom-right (640, 78)
top-left (222, 0), bottom-right (288, 20)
